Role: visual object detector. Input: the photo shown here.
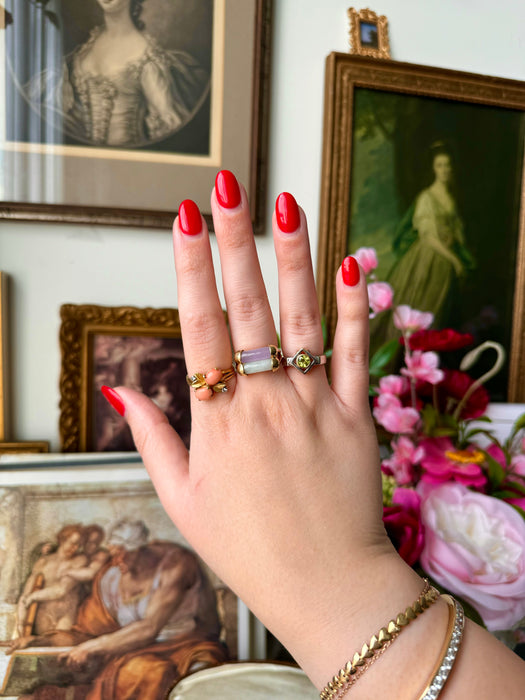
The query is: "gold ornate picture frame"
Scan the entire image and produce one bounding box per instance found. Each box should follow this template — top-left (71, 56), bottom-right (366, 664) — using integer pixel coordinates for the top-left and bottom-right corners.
top-left (0, 442), bottom-right (49, 455)
top-left (348, 7), bottom-right (390, 59)
top-left (317, 54), bottom-right (525, 402)
top-left (59, 304), bottom-right (189, 452)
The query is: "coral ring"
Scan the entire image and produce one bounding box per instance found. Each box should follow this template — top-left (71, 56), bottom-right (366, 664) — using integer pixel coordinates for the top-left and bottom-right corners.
top-left (186, 366), bottom-right (235, 401)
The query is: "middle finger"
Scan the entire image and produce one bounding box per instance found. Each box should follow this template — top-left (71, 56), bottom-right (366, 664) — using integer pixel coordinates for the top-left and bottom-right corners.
top-left (211, 171), bottom-right (278, 356)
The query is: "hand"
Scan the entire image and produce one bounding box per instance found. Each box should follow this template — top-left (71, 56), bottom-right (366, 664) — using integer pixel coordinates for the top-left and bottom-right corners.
top-left (108, 174), bottom-right (420, 687)
top-left (6, 635), bottom-right (35, 654)
top-left (62, 639), bottom-right (101, 668)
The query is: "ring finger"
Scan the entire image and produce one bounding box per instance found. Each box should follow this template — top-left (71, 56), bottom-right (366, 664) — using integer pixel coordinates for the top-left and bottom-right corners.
top-left (273, 193), bottom-right (327, 390)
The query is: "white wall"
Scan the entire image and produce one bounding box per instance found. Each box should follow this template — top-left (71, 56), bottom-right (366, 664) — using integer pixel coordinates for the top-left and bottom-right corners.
top-left (1, 0), bottom-right (524, 449)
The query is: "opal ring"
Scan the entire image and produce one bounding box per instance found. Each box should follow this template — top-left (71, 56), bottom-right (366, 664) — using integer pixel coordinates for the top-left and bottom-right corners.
top-left (234, 345), bottom-right (282, 375)
top-left (283, 348), bottom-right (327, 374)
top-left (186, 366), bottom-right (235, 401)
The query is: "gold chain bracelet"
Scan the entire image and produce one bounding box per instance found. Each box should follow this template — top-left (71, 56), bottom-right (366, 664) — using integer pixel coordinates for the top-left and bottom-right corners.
top-left (320, 580), bottom-right (440, 699)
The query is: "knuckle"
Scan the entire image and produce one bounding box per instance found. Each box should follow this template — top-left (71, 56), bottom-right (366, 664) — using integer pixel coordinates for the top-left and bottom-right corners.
top-left (227, 293), bottom-right (268, 325)
top-left (345, 348), bottom-right (369, 370)
top-left (280, 307), bottom-right (320, 338)
top-left (182, 310), bottom-right (225, 354)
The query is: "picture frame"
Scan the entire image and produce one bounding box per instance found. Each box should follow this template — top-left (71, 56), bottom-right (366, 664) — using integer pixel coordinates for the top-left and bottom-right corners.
top-left (347, 7), bottom-right (391, 59)
top-left (0, 441), bottom-right (49, 455)
top-left (59, 303), bottom-right (190, 452)
top-left (0, 272), bottom-right (8, 440)
top-left (0, 455), bottom-right (258, 697)
top-left (0, 0), bottom-right (272, 233)
top-left (316, 54), bottom-right (525, 402)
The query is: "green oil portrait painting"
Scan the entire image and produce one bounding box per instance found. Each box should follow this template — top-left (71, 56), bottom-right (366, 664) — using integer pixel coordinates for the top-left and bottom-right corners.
top-left (347, 87), bottom-right (525, 400)
top-left (318, 57), bottom-right (525, 401)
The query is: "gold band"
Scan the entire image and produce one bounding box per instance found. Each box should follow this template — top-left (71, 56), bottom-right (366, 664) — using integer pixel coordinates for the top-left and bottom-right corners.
top-left (320, 580), bottom-right (440, 699)
top-left (186, 367), bottom-right (235, 400)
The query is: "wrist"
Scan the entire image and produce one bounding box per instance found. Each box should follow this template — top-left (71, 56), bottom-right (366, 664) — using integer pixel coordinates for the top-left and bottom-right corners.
top-left (277, 549), bottom-right (433, 690)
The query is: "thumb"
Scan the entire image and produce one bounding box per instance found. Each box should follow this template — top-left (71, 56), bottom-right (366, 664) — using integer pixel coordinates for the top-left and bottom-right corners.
top-left (101, 386), bottom-right (189, 521)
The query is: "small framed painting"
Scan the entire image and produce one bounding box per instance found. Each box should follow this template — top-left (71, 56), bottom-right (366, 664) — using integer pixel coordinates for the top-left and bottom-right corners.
top-left (347, 7), bottom-right (391, 59)
top-left (59, 303), bottom-right (190, 452)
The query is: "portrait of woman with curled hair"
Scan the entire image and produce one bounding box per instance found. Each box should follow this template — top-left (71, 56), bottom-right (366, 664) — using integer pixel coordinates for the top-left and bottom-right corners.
top-left (24, 0), bottom-right (211, 148)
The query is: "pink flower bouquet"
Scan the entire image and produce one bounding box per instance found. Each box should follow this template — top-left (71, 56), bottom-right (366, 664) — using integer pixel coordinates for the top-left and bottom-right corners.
top-left (352, 247), bottom-right (525, 643)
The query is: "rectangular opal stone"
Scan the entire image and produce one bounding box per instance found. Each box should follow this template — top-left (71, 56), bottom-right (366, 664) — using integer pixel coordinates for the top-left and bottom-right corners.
top-left (243, 358), bottom-right (275, 374)
top-left (241, 346), bottom-right (272, 363)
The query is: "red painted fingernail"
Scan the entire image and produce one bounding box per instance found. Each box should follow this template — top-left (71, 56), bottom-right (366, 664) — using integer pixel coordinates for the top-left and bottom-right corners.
top-left (342, 256), bottom-right (360, 286)
top-left (275, 192), bottom-right (300, 233)
top-left (178, 199), bottom-right (202, 235)
top-left (215, 170), bottom-right (241, 209)
top-left (101, 386), bottom-right (125, 416)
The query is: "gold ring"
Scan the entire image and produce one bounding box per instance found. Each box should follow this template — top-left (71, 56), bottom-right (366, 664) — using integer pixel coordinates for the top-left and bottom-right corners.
top-left (186, 366), bottom-right (235, 401)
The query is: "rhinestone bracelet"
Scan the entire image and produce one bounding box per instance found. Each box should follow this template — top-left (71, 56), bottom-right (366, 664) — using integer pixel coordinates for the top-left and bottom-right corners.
top-left (417, 594), bottom-right (464, 700)
top-left (320, 580), bottom-right (439, 699)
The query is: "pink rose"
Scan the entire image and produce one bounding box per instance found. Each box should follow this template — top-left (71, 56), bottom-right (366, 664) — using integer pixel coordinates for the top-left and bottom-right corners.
top-left (373, 394), bottom-right (420, 434)
top-left (394, 305), bottom-right (434, 334)
top-left (353, 247), bottom-right (378, 275)
top-left (420, 482), bottom-right (525, 631)
top-left (383, 488), bottom-right (424, 566)
top-left (401, 351), bottom-right (444, 385)
top-left (368, 282), bottom-right (394, 317)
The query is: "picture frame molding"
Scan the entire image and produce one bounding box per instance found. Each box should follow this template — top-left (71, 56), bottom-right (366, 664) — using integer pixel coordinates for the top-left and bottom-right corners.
top-left (59, 303), bottom-right (185, 452)
top-left (0, 456), bottom-right (260, 694)
top-left (0, 0), bottom-right (273, 234)
top-left (347, 7), bottom-right (391, 59)
top-left (316, 53), bottom-right (525, 401)
top-left (0, 272), bottom-right (8, 440)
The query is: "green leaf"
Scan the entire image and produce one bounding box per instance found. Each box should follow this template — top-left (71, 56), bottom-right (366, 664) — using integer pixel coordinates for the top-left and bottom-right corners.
top-left (492, 490), bottom-right (523, 500)
top-left (369, 339), bottom-right (400, 372)
top-left (508, 412), bottom-right (525, 442)
top-left (464, 428), bottom-right (496, 441)
top-left (504, 480), bottom-right (525, 496)
top-left (432, 427), bottom-right (459, 438)
top-left (483, 451), bottom-right (506, 488)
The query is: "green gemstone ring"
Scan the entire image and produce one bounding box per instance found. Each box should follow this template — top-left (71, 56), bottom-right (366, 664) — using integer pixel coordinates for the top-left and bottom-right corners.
top-left (284, 348), bottom-right (327, 374)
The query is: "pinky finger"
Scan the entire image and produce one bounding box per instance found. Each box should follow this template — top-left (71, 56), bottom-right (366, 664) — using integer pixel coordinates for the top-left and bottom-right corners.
top-left (330, 256), bottom-right (371, 411)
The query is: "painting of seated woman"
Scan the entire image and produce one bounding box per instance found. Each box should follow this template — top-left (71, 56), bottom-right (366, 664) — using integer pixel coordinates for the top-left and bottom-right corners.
top-left (7, 0), bottom-right (213, 151)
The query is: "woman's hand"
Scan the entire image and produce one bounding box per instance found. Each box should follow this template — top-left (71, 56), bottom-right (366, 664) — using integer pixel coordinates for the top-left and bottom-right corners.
top-left (108, 173), bottom-right (422, 688)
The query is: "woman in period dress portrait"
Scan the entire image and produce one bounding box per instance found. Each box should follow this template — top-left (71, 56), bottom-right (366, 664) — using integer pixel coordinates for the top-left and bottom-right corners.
top-left (370, 142), bottom-right (475, 354)
top-left (26, 0), bottom-right (210, 148)
top-left (387, 142), bottom-right (475, 324)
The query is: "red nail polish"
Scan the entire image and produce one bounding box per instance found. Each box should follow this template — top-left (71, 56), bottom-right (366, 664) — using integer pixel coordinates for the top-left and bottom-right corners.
top-left (275, 192), bottom-right (300, 233)
top-left (178, 199), bottom-right (202, 235)
top-left (342, 256), bottom-right (360, 286)
top-left (101, 386), bottom-right (125, 416)
top-left (215, 170), bottom-right (241, 209)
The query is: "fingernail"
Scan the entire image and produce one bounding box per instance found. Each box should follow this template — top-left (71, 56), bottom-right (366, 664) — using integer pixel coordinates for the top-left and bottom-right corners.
top-left (342, 256), bottom-right (360, 286)
top-left (275, 192), bottom-right (300, 233)
top-left (101, 386), bottom-right (125, 416)
top-left (215, 170), bottom-right (241, 209)
top-left (178, 199), bottom-right (202, 235)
